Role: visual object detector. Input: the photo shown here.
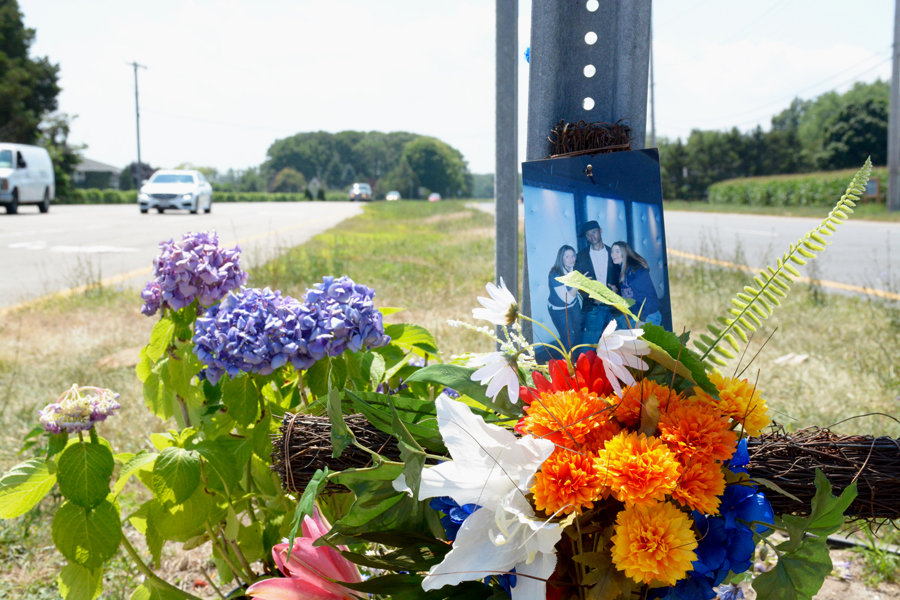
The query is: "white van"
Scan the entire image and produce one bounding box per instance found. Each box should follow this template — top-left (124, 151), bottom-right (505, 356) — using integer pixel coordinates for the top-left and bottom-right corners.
top-left (0, 143), bottom-right (55, 214)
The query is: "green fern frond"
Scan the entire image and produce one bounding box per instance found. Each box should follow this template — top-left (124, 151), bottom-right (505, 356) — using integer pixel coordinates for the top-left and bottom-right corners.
top-left (695, 157), bottom-right (872, 366)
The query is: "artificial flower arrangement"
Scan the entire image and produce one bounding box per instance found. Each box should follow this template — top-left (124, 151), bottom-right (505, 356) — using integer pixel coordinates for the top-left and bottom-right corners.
top-left (0, 162), bottom-right (870, 600)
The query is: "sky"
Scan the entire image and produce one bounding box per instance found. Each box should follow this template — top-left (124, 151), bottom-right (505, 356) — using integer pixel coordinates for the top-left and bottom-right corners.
top-left (18, 0), bottom-right (896, 177)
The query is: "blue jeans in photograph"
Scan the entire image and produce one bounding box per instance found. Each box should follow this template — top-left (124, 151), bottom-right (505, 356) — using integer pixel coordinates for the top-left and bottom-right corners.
top-left (577, 305), bottom-right (611, 359)
top-left (548, 302), bottom-right (582, 359)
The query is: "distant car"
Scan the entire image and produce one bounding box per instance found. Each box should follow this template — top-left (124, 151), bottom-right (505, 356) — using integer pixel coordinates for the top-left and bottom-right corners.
top-left (0, 143), bottom-right (55, 214)
top-left (138, 170), bottom-right (213, 214)
top-left (349, 183), bottom-right (372, 202)
top-left (428, 192), bottom-right (441, 202)
top-left (385, 190), bottom-right (401, 201)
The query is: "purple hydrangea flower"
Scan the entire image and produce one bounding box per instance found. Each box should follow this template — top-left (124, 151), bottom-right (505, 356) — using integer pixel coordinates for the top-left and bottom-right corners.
top-left (301, 276), bottom-right (391, 358)
top-left (141, 231), bottom-right (247, 316)
top-left (193, 287), bottom-right (316, 385)
top-left (38, 385), bottom-right (121, 434)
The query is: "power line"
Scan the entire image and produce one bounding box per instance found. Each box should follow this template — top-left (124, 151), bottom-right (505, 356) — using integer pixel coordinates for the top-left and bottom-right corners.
top-left (718, 0), bottom-right (791, 46)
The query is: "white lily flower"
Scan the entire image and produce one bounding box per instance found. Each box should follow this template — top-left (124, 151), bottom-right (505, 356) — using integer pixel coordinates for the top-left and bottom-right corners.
top-left (472, 278), bottom-right (519, 326)
top-left (468, 351), bottom-right (521, 404)
top-left (392, 397), bottom-right (558, 600)
top-left (595, 320), bottom-right (651, 395)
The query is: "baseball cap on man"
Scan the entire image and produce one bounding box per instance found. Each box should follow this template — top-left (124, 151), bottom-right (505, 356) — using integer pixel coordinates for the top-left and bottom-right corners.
top-left (579, 220), bottom-right (601, 237)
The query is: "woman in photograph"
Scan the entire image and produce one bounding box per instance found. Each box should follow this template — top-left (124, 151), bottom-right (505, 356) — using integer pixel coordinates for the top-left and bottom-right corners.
top-left (610, 241), bottom-right (662, 328)
top-left (547, 244), bottom-right (582, 355)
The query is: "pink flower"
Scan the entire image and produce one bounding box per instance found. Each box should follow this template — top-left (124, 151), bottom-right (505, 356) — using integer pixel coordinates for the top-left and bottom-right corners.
top-left (246, 507), bottom-right (363, 600)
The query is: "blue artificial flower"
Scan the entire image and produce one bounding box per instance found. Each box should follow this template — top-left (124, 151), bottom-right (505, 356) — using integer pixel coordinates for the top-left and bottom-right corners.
top-left (193, 287), bottom-right (315, 385)
top-left (726, 438), bottom-right (750, 475)
top-left (429, 496), bottom-right (480, 542)
top-left (524, 47), bottom-right (530, 63)
top-left (484, 568), bottom-right (517, 597)
top-left (715, 583), bottom-right (744, 600)
top-left (141, 230), bottom-right (247, 316)
top-left (719, 485), bottom-right (774, 533)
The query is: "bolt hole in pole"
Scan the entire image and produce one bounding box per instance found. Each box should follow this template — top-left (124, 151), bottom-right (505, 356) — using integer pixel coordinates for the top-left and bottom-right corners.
top-left (584, 31), bottom-right (598, 45)
top-left (582, 97), bottom-right (595, 110)
top-left (583, 64), bottom-right (596, 78)
top-left (586, 0), bottom-right (599, 11)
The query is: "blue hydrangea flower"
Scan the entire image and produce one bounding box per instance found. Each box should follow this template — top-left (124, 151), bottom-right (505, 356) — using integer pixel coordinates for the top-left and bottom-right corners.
top-left (302, 276), bottom-right (391, 358)
top-left (193, 287), bottom-right (316, 385)
top-left (141, 231), bottom-right (247, 316)
top-left (429, 497), bottom-right (480, 542)
top-left (442, 387), bottom-right (461, 399)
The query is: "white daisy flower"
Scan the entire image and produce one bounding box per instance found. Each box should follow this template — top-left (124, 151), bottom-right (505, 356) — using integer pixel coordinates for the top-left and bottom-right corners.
top-left (595, 320), bottom-right (650, 395)
top-left (472, 278), bottom-right (518, 326)
top-left (468, 351), bottom-right (521, 404)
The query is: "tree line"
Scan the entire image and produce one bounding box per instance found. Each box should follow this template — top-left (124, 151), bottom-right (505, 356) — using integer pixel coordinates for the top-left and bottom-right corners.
top-left (660, 80), bottom-right (890, 200)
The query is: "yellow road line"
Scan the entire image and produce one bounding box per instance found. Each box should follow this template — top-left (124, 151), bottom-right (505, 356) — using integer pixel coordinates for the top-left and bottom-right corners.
top-left (0, 212), bottom-right (353, 318)
top-left (668, 248), bottom-right (900, 301)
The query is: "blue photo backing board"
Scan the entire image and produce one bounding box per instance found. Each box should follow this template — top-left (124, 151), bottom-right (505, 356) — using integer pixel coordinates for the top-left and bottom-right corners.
top-left (523, 148), bottom-right (672, 359)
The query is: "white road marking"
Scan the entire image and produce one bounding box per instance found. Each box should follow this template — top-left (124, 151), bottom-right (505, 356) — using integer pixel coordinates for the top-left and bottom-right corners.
top-left (722, 227), bottom-right (778, 237)
top-left (50, 245), bottom-right (140, 254)
top-left (8, 241), bottom-right (49, 250)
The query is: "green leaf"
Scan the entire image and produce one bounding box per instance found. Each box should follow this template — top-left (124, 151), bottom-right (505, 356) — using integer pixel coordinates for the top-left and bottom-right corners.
top-left (327, 387), bottom-right (355, 458)
top-left (346, 391), bottom-right (446, 454)
top-left (58, 563), bottom-right (103, 600)
top-left (341, 574), bottom-right (493, 600)
top-left (129, 582), bottom-right (184, 600)
top-left (143, 368), bottom-right (175, 421)
top-left (556, 270), bottom-right (634, 316)
top-left (0, 458), bottom-right (57, 518)
top-left (147, 317), bottom-right (176, 361)
top-left (389, 397), bottom-right (426, 507)
top-left (380, 307), bottom-right (404, 317)
top-left (237, 521), bottom-right (265, 563)
top-left (805, 469), bottom-right (857, 538)
top-left (360, 351), bottom-right (387, 388)
top-left (48, 431), bottom-right (69, 458)
top-left (113, 451), bottom-right (158, 496)
top-left (332, 461), bottom-right (407, 529)
top-left (151, 488), bottom-right (222, 543)
top-left (642, 324), bottom-right (716, 397)
top-left (57, 442), bottom-right (115, 509)
top-left (337, 537), bottom-right (451, 571)
top-left (307, 356), bottom-right (348, 398)
top-left (384, 323), bottom-right (440, 360)
top-left (404, 363), bottom-right (523, 419)
top-left (221, 375), bottom-right (260, 426)
top-left (286, 467), bottom-right (330, 563)
top-left (193, 441), bottom-right (240, 494)
top-left (152, 447), bottom-right (201, 505)
top-left (52, 500), bottom-right (121, 568)
top-left (752, 537), bottom-right (833, 600)
top-left (136, 346), bottom-right (153, 383)
top-left (166, 342), bottom-right (202, 398)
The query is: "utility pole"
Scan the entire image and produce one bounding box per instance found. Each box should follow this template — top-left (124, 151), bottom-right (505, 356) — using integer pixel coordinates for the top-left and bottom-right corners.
top-left (890, 0), bottom-right (900, 211)
top-left (495, 0), bottom-right (518, 299)
top-left (128, 61), bottom-right (147, 190)
top-left (649, 16), bottom-right (656, 149)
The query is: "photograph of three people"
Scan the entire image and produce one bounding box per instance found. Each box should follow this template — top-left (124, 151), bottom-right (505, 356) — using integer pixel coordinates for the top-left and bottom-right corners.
top-left (523, 149), bottom-right (673, 362)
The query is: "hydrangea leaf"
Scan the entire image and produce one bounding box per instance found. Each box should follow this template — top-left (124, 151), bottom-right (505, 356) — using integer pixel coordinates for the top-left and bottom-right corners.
top-left (752, 537), bottom-right (832, 600)
top-left (192, 441), bottom-right (239, 494)
top-left (128, 582), bottom-right (184, 600)
top-left (557, 270), bottom-right (634, 317)
top-left (57, 563), bottom-right (103, 600)
top-left (237, 521), bottom-right (265, 563)
top-left (112, 451), bottom-right (158, 496)
top-left (151, 488), bottom-right (221, 543)
top-left (307, 355), bottom-right (348, 398)
top-left (143, 368), bottom-right (175, 421)
top-left (52, 500), bottom-right (121, 569)
top-left (0, 457), bottom-right (57, 518)
top-left (147, 317), bottom-right (175, 362)
top-left (135, 347), bottom-right (153, 383)
top-left (152, 447), bottom-right (201, 505)
top-left (48, 431), bottom-right (69, 458)
top-left (221, 375), bottom-right (260, 426)
top-left (384, 323), bottom-right (440, 360)
top-left (57, 442), bottom-right (115, 509)
top-left (166, 342), bottom-right (202, 398)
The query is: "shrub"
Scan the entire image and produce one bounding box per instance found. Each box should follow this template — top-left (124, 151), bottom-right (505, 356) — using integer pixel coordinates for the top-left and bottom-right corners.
top-left (708, 167), bottom-right (887, 206)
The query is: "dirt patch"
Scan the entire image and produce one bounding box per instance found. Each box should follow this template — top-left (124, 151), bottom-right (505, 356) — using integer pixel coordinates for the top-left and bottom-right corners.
top-left (422, 211), bottom-right (474, 224)
top-left (96, 345), bottom-right (144, 369)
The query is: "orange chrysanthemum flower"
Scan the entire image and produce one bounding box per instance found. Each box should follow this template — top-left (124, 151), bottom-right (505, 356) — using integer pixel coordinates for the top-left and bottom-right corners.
top-left (520, 389), bottom-right (617, 450)
top-left (596, 432), bottom-right (682, 506)
top-left (671, 458), bottom-right (725, 514)
top-left (610, 502), bottom-right (698, 585)
top-left (705, 372), bottom-right (772, 437)
top-left (610, 380), bottom-right (684, 428)
top-left (532, 447), bottom-right (606, 515)
top-left (658, 405), bottom-right (737, 464)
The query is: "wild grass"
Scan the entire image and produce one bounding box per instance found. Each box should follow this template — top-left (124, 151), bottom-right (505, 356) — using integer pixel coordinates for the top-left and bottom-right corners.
top-left (1, 198), bottom-right (899, 596)
top-left (664, 199), bottom-right (900, 222)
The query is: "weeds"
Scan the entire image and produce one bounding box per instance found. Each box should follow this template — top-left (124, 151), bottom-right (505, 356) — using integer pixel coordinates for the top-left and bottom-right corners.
top-left (853, 524), bottom-right (900, 587)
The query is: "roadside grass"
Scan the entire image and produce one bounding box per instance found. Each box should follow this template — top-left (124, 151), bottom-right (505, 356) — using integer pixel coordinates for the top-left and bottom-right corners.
top-left (663, 199), bottom-right (900, 222)
top-left (1, 198), bottom-right (899, 596)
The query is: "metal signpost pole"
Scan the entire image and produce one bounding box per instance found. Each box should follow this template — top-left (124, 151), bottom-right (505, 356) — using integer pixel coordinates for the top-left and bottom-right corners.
top-left (495, 0), bottom-right (519, 299)
top-left (889, 0), bottom-right (900, 212)
top-left (522, 0), bottom-right (651, 340)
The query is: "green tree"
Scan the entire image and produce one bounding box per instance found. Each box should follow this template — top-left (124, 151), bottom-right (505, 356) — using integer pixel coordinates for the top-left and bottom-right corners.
top-left (119, 162), bottom-right (155, 190)
top-left (0, 0), bottom-right (60, 143)
top-left (38, 113), bottom-right (84, 200)
top-left (401, 137), bottom-right (471, 198)
top-left (269, 167), bottom-right (307, 193)
top-left (380, 157), bottom-right (419, 199)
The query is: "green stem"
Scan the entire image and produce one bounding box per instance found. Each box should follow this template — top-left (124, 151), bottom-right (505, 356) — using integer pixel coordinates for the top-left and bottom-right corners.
top-left (177, 395), bottom-right (192, 428)
top-left (205, 522), bottom-right (248, 585)
top-left (227, 536), bottom-right (257, 583)
top-left (245, 462), bottom-right (259, 524)
top-left (121, 535), bottom-right (203, 600)
top-left (519, 314), bottom-right (573, 370)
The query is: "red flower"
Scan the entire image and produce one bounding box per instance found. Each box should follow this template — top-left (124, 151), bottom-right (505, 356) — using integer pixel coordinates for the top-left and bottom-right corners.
top-left (518, 352), bottom-right (612, 406)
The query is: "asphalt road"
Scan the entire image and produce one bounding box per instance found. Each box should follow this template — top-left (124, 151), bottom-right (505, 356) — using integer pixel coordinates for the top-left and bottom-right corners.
top-left (0, 202), bottom-right (363, 309)
top-left (472, 202), bottom-right (900, 299)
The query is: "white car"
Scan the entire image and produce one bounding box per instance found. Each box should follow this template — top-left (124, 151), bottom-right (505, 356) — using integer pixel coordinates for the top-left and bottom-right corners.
top-left (385, 190), bottom-right (401, 201)
top-left (138, 169), bottom-right (213, 214)
top-left (0, 143), bottom-right (55, 214)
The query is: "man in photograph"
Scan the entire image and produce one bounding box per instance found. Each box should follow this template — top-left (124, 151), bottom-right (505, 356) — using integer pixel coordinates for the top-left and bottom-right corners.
top-left (574, 220), bottom-right (620, 353)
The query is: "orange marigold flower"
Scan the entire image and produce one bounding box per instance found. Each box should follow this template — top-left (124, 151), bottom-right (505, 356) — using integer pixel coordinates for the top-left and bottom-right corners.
top-left (611, 502), bottom-right (698, 585)
top-left (671, 458), bottom-right (725, 514)
top-left (658, 405), bottom-right (737, 464)
top-left (706, 372), bottom-right (772, 437)
top-left (611, 380), bottom-right (684, 428)
top-left (532, 447), bottom-right (606, 515)
top-left (596, 432), bottom-right (682, 506)
top-left (520, 389), bottom-right (616, 450)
